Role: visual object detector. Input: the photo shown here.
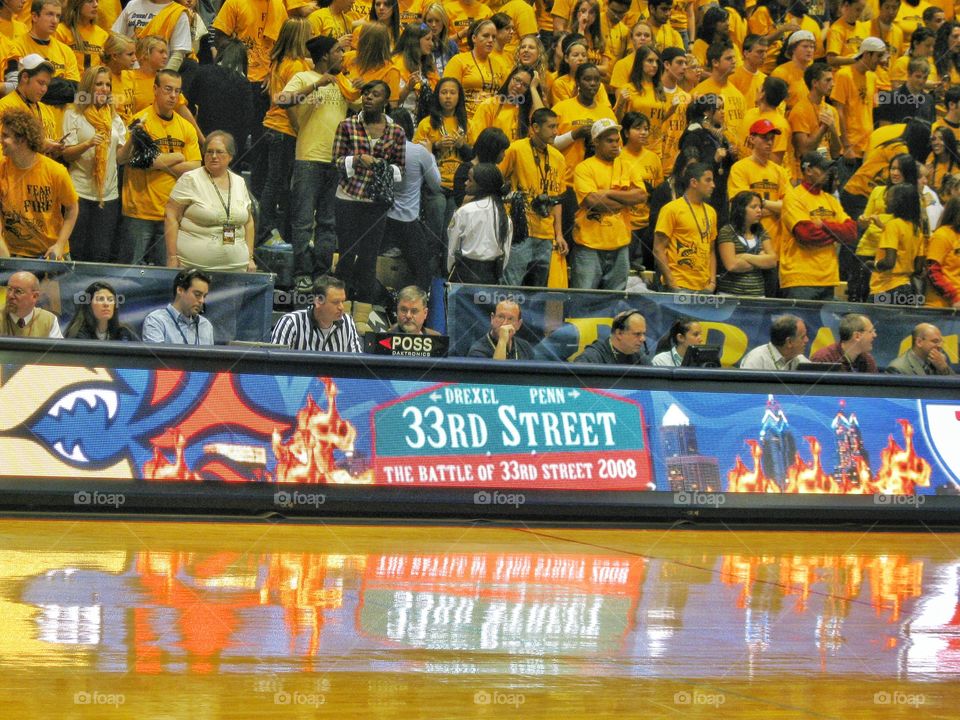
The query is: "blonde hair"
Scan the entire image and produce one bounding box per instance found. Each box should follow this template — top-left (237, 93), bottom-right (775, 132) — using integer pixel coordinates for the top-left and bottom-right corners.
top-left (135, 35), bottom-right (167, 63)
top-left (61, 0), bottom-right (96, 55)
top-left (356, 22), bottom-right (392, 74)
top-left (102, 31), bottom-right (135, 64)
top-left (268, 17), bottom-right (310, 78)
top-left (422, 2), bottom-right (451, 47)
top-left (74, 64), bottom-right (115, 113)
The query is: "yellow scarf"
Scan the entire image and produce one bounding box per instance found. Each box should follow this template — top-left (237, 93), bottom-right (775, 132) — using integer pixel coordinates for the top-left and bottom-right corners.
top-left (83, 104), bottom-right (113, 206)
top-left (137, 3), bottom-right (187, 40)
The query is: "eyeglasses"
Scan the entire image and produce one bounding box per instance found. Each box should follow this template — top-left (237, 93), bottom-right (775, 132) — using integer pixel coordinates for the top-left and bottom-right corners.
top-left (205, 149), bottom-right (230, 156)
top-left (157, 84), bottom-right (182, 95)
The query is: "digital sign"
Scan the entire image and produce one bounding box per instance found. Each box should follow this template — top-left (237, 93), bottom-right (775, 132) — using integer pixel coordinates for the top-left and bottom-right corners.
top-left (0, 354), bottom-right (956, 499)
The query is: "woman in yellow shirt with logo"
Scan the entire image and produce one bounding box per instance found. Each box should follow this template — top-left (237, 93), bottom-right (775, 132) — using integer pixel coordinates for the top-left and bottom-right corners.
top-left (869, 182), bottom-right (926, 306)
top-left (614, 45), bottom-right (676, 159)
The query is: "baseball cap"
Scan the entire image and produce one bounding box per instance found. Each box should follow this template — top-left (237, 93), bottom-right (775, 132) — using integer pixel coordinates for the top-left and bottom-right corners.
top-left (19, 54), bottom-right (54, 74)
top-left (591, 117), bottom-right (621, 140)
top-left (749, 118), bottom-right (782, 136)
top-left (799, 151), bottom-right (832, 171)
top-left (856, 36), bottom-right (886, 57)
top-left (787, 30), bottom-right (815, 47)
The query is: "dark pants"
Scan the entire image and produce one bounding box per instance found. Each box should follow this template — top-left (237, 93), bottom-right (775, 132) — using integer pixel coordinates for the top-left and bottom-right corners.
top-left (421, 187), bottom-right (456, 275)
top-left (385, 217), bottom-right (432, 291)
top-left (847, 254), bottom-right (874, 303)
top-left (631, 227), bottom-right (653, 270)
top-left (335, 197), bottom-right (389, 303)
top-left (560, 187), bottom-right (578, 246)
top-left (451, 256), bottom-right (500, 284)
top-left (782, 285), bottom-right (835, 301)
top-left (837, 190), bottom-right (867, 286)
top-left (256, 129), bottom-right (297, 244)
top-left (289, 159), bottom-right (338, 277)
top-left (118, 216), bottom-right (165, 265)
top-left (73, 197), bottom-right (118, 263)
top-left (247, 81), bottom-right (271, 198)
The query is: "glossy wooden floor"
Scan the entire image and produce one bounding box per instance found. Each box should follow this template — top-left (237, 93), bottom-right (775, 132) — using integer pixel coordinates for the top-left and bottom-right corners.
top-left (0, 518), bottom-right (958, 719)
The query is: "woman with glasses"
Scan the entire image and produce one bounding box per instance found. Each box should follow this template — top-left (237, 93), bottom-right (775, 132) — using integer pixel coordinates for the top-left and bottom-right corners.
top-left (65, 281), bottom-right (139, 341)
top-left (164, 131), bottom-right (256, 272)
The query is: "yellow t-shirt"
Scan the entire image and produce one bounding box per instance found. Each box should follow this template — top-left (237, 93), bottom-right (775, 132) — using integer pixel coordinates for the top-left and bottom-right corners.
top-left (856, 184), bottom-right (889, 256)
top-left (692, 76), bottom-right (747, 147)
top-left (933, 118), bottom-right (960, 145)
top-left (500, 0), bottom-right (539, 57)
top-left (843, 123), bottom-right (905, 197)
top-left (55, 22), bottom-right (110, 72)
top-left (552, 96), bottom-right (617, 184)
top-left (308, 7), bottom-right (359, 39)
top-left (0, 16), bottom-right (27, 41)
top-left (414, 114), bottom-right (467, 189)
top-left (750, 9), bottom-right (824, 74)
top-left (661, 85), bottom-right (690, 176)
top-left (122, 106), bottom-right (201, 221)
top-left (857, 18), bottom-right (905, 92)
top-left (609, 52), bottom-right (634, 93)
top-left (442, 50), bottom-right (512, 119)
top-left (894, 0), bottom-right (932, 43)
top-left (283, 70), bottom-right (353, 162)
top-left (735, 108), bottom-right (790, 161)
top-left (770, 60), bottom-right (811, 113)
top-left (825, 19), bottom-right (866, 60)
top-left (779, 183), bottom-right (851, 288)
top-left (650, 22), bottom-right (684, 54)
top-left (97, 0), bottom-right (123, 31)
top-left (604, 21), bottom-right (631, 71)
top-left (551, 73), bottom-right (612, 106)
top-left (499, 138), bottom-right (567, 239)
top-left (263, 57), bottom-right (312, 137)
top-left (728, 155), bottom-right (791, 249)
top-left (0, 153), bottom-right (78, 257)
top-left (399, 0), bottom-right (426, 24)
top-left (620, 82), bottom-right (672, 157)
top-left (787, 96), bottom-right (840, 177)
top-left (729, 66), bottom-right (766, 109)
top-left (654, 195), bottom-right (719, 290)
top-left (212, 0), bottom-right (280, 82)
top-left (669, 0), bottom-right (692, 32)
top-left (925, 224), bottom-right (960, 307)
top-left (620, 145), bottom-right (662, 229)
top-left (0, 90), bottom-right (59, 141)
top-left (468, 96), bottom-right (523, 143)
top-left (442, 0), bottom-right (493, 52)
top-left (830, 64), bottom-right (877, 157)
top-left (111, 69), bottom-right (137, 125)
top-left (871, 217), bottom-right (923, 294)
top-left (342, 51), bottom-right (404, 104)
top-left (13, 32), bottom-right (81, 81)
top-left (574, 154), bottom-right (645, 251)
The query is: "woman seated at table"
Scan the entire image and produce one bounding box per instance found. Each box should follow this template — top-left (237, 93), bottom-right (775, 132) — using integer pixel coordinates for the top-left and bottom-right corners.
top-left (64, 281), bottom-right (139, 341)
top-left (164, 131), bottom-right (256, 272)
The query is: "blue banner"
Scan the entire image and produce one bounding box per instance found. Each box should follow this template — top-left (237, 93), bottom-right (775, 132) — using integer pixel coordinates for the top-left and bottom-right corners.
top-left (445, 284), bottom-right (960, 367)
top-left (0, 259), bottom-right (274, 343)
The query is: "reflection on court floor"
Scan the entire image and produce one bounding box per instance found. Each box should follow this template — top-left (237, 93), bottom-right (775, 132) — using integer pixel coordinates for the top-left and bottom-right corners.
top-left (1, 520), bottom-right (958, 718)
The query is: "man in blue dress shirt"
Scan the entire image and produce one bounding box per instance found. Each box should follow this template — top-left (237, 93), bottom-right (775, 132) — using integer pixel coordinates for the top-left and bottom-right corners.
top-left (142, 269), bottom-right (215, 345)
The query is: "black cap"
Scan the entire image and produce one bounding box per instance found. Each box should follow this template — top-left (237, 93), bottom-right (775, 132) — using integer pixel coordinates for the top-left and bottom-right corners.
top-left (800, 151), bottom-right (832, 171)
top-left (306, 35), bottom-right (338, 63)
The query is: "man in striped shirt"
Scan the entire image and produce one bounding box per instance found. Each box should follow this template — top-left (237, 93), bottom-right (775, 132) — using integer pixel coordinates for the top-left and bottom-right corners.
top-left (270, 275), bottom-right (362, 353)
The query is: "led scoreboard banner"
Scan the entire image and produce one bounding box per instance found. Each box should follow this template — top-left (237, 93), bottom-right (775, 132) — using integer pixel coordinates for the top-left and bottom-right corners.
top-left (0, 338), bottom-right (958, 523)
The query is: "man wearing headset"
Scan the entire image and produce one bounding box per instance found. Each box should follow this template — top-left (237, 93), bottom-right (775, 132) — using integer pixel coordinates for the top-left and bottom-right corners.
top-left (142, 268), bottom-right (214, 345)
top-left (574, 309), bottom-right (650, 365)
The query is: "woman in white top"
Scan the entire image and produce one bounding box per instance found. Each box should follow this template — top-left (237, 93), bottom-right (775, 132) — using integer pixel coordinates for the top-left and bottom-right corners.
top-left (61, 64), bottom-right (133, 263)
top-left (447, 162), bottom-right (512, 284)
top-left (651, 317), bottom-right (704, 367)
top-left (164, 131), bottom-right (256, 272)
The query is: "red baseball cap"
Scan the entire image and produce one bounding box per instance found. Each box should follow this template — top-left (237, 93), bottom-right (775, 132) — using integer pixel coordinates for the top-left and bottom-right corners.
top-left (749, 119), bottom-right (782, 136)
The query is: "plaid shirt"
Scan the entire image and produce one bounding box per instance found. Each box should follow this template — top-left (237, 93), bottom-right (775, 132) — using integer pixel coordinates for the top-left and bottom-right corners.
top-left (333, 113), bottom-right (406, 200)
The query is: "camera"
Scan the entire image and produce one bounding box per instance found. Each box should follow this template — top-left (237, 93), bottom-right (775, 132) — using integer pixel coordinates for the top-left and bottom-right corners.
top-left (530, 193), bottom-right (561, 218)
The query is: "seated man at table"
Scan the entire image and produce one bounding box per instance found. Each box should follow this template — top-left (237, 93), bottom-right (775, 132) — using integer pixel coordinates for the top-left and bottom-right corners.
top-left (810, 312), bottom-right (878, 373)
top-left (740, 314), bottom-right (809, 371)
top-left (467, 299), bottom-right (534, 360)
top-left (142, 268), bottom-right (214, 345)
top-left (574, 309), bottom-right (650, 365)
top-left (1, 270), bottom-right (62, 338)
top-left (387, 286), bottom-right (440, 336)
top-left (270, 275), bottom-right (361, 353)
top-left (887, 322), bottom-right (955, 376)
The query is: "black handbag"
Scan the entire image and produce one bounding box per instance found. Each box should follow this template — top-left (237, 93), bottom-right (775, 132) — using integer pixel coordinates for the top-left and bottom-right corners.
top-left (368, 158), bottom-right (395, 205)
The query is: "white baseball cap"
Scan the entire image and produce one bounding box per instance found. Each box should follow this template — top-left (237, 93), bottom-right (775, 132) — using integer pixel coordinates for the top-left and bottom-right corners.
top-left (591, 117), bottom-right (622, 141)
top-left (19, 54), bottom-right (54, 73)
top-left (856, 36), bottom-right (887, 57)
top-left (787, 30), bottom-right (815, 46)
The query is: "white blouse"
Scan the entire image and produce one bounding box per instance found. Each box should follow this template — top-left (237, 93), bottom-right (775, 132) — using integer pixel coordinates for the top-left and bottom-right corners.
top-left (447, 197), bottom-right (513, 272)
top-left (61, 108), bottom-right (128, 202)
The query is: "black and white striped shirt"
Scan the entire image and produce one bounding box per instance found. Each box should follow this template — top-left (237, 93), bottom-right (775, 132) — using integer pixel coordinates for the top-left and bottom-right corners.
top-left (270, 309), bottom-right (362, 353)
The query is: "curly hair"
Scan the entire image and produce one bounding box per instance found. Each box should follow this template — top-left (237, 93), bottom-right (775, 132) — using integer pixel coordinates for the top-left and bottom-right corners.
top-left (1, 108), bottom-right (43, 152)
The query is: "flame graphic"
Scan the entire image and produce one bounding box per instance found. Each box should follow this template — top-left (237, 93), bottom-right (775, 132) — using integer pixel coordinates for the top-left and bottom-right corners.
top-left (727, 420), bottom-right (931, 496)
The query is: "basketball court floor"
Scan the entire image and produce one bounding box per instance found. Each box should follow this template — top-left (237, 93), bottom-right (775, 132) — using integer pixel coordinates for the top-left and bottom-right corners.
top-left (0, 517), bottom-right (957, 718)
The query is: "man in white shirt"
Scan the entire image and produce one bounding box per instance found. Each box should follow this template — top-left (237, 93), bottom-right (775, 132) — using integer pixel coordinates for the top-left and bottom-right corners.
top-left (112, 0), bottom-right (194, 70)
top-left (740, 314), bottom-right (810, 371)
top-left (1, 270), bottom-right (62, 338)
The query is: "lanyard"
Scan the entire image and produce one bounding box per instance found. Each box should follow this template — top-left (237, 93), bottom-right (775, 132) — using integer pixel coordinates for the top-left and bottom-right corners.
top-left (470, 51), bottom-right (494, 92)
top-left (684, 196), bottom-right (710, 240)
top-left (205, 170), bottom-right (231, 223)
top-left (166, 307), bottom-right (200, 346)
top-left (531, 139), bottom-right (551, 193)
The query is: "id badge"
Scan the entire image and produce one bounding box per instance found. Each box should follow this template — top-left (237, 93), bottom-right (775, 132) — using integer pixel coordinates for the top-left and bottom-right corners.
top-left (222, 225), bottom-right (237, 244)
